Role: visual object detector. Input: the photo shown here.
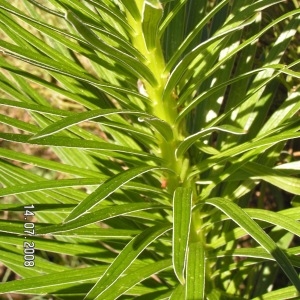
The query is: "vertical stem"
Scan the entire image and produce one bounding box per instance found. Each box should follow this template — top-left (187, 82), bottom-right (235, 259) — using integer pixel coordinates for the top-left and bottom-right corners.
top-left (125, 1), bottom-right (184, 192)
top-left (126, 0), bottom-right (204, 247)
top-left (125, 0), bottom-right (208, 291)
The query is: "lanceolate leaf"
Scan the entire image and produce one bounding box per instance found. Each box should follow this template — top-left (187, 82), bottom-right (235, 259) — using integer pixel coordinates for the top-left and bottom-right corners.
top-left (170, 284), bottom-right (185, 299)
top-left (0, 113), bottom-right (39, 133)
top-left (120, 0), bottom-right (141, 20)
top-left (0, 234), bottom-right (110, 263)
top-left (206, 198), bottom-right (300, 291)
top-left (207, 207), bottom-right (300, 246)
top-left (65, 166), bottom-right (166, 222)
top-left (84, 0), bottom-right (134, 35)
top-left (31, 109), bottom-right (152, 139)
top-left (84, 223), bottom-right (172, 300)
top-left (176, 66), bottom-right (283, 120)
top-left (252, 286), bottom-right (300, 300)
top-left (66, 11), bottom-right (157, 86)
top-left (163, 14), bottom-right (257, 100)
top-left (0, 40), bottom-right (150, 107)
top-left (138, 116), bottom-right (174, 141)
top-left (165, 8), bottom-right (300, 102)
top-left (97, 259), bottom-right (172, 300)
top-left (0, 133), bottom-right (160, 160)
top-left (238, 161), bottom-right (300, 195)
top-left (142, 0), bottom-right (163, 51)
top-left (176, 125), bottom-right (245, 158)
top-left (0, 178), bottom-right (103, 196)
top-left (172, 187), bottom-right (192, 284)
top-left (165, 0), bottom-right (230, 72)
top-left (191, 131), bottom-right (300, 176)
top-left (0, 98), bottom-right (73, 117)
top-left (201, 159), bottom-right (300, 200)
top-left (186, 242), bottom-right (205, 300)
top-left (37, 203), bottom-right (169, 234)
top-left (159, 0), bottom-right (187, 36)
top-left (0, 265), bottom-right (107, 294)
top-left (0, 245), bottom-right (68, 278)
top-left (0, 148), bottom-right (105, 178)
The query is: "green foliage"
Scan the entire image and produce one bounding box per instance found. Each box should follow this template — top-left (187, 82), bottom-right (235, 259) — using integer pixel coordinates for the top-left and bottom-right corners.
top-left (0, 0), bottom-right (300, 299)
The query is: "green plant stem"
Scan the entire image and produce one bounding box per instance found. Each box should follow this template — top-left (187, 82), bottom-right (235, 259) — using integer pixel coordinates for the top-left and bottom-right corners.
top-left (125, 3), bottom-right (184, 192)
top-left (126, 2), bottom-right (205, 262)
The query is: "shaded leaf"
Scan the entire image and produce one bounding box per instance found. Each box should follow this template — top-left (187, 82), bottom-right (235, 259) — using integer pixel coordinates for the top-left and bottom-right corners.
top-left (206, 198), bottom-right (300, 291)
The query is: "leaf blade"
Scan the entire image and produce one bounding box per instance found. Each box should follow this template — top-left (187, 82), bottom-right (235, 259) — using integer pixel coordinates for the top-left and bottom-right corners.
top-left (206, 198), bottom-right (300, 292)
top-left (84, 223), bottom-right (172, 300)
top-left (65, 166), bottom-right (165, 222)
top-left (172, 187), bottom-right (192, 284)
top-left (186, 241), bottom-right (205, 300)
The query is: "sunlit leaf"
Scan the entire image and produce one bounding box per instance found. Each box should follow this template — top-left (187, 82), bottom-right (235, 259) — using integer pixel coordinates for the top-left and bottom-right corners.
top-left (172, 187), bottom-right (192, 284)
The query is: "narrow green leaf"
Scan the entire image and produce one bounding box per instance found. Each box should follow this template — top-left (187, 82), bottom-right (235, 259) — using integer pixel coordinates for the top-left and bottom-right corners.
top-left (66, 11), bottom-right (157, 86)
top-left (184, 10), bottom-right (300, 106)
top-left (186, 242), bottom-right (205, 300)
top-left (65, 166), bottom-right (164, 222)
top-left (0, 219), bottom-right (41, 235)
top-left (165, 0), bottom-right (230, 72)
top-left (209, 247), bottom-right (272, 261)
top-left (275, 161), bottom-right (300, 171)
top-left (210, 209), bottom-right (300, 251)
top-left (98, 119), bottom-right (156, 144)
top-left (247, 208), bottom-right (300, 238)
top-left (37, 203), bottom-right (169, 234)
top-left (0, 265), bottom-right (106, 293)
top-left (0, 203), bottom-right (74, 212)
top-left (138, 116), bottom-right (174, 142)
top-left (173, 187), bottom-right (192, 284)
top-left (242, 162), bottom-right (300, 195)
top-left (176, 68), bottom-right (266, 120)
top-left (211, 246), bottom-right (300, 269)
top-left (99, 259), bottom-right (172, 300)
top-left (0, 178), bottom-right (103, 197)
top-left (170, 284), bottom-right (185, 300)
top-left (0, 9), bottom-right (86, 73)
top-left (0, 113), bottom-right (39, 133)
top-left (0, 161), bottom-right (84, 206)
top-left (0, 42), bottom-right (148, 107)
top-left (0, 133), bottom-right (160, 160)
top-left (0, 98), bottom-right (72, 116)
top-left (0, 0), bottom-right (85, 44)
top-left (84, 223), bottom-right (172, 300)
top-left (206, 198), bottom-right (300, 292)
top-left (31, 109), bottom-right (151, 139)
top-left (53, 228), bottom-right (141, 239)
top-left (0, 148), bottom-right (105, 178)
top-left (159, 0), bottom-right (187, 35)
top-left (84, 0), bottom-right (134, 35)
top-left (0, 245), bottom-right (68, 278)
top-left (142, 0), bottom-right (163, 51)
top-left (0, 234), bottom-right (109, 263)
top-left (165, 8), bottom-right (300, 101)
top-left (120, 0), bottom-right (141, 20)
top-left (192, 131), bottom-right (300, 176)
top-left (0, 39), bottom-right (92, 80)
top-left (252, 286), bottom-right (300, 300)
top-left (176, 125), bottom-right (245, 158)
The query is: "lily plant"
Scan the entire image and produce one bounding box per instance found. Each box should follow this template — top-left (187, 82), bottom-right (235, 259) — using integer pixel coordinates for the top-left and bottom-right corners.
top-left (0, 0), bottom-right (300, 299)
